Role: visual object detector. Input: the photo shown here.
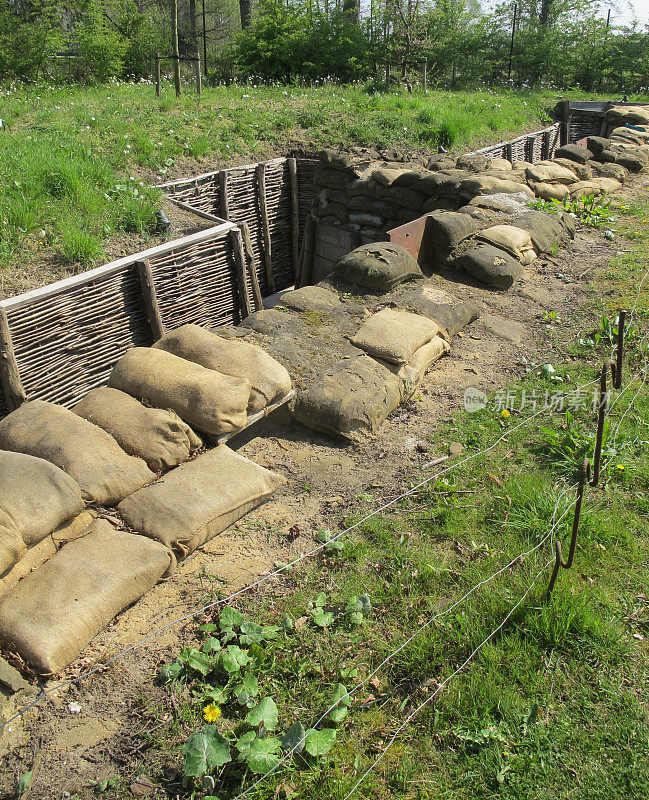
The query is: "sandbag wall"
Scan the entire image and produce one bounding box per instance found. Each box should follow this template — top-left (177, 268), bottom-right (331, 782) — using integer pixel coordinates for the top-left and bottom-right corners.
top-left (158, 157), bottom-right (319, 297)
top-left (0, 223), bottom-right (260, 419)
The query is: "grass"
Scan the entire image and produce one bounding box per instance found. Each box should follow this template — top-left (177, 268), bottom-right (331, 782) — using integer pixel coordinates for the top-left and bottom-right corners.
top-left (103, 200), bottom-right (649, 799)
top-left (0, 80), bottom-right (556, 277)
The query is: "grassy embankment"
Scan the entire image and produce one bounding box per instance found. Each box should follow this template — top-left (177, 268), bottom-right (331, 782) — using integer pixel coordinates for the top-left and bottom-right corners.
top-left (0, 82), bottom-right (554, 286)
top-left (119, 199), bottom-right (649, 799)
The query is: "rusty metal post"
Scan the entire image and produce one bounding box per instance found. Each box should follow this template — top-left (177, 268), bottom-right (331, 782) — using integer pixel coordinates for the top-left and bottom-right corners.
top-left (613, 309), bottom-right (626, 389)
top-left (590, 362), bottom-right (609, 487)
top-left (547, 459), bottom-right (591, 600)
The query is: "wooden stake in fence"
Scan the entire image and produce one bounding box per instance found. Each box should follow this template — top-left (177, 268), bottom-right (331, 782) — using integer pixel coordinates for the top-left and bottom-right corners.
top-left (298, 215), bottom-right (316, 289)
top-left (422, 58), bottom-right (428, 93)
top-left (194, 51), bottom-right (202, 97)
top-left (239, 223), bottom-right (263, 311)
top-left (155, 52), bottom-right (161, 97)
top-left (230, 229), bottom-right (252, 320)
top-left (287, 158), bottom-right (300, 281)
top-left (0, 308), bottom-right (27, 411)
top-left (219, 169), bottom-right (230, 220)
top-left (136, 259), bottom-right (165, 342)
top-left (257, 162), bottom-right (276, 294)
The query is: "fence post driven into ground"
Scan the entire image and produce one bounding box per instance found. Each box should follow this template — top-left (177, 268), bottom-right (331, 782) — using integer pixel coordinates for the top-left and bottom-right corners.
top-left (239, 222), bottom-right (263, 312)
top-left (194, 52), bottom-right (202, 97)
top-left (256, 162), bottom-right (275, 294)
top-left (230, 228), bottom-right (252, 320)
top-left (155, 53), bottom-right (161, 97)
top-left (136, 259), bottom-right (165, 342)
top-left (422, 58), bottom-right (428, 92)
top-left (547, 460), bottom-right (590, 599)
top-left (288, 158), bottom-right (300, 279)
top-left (0, 308), bottom-right (27, 411)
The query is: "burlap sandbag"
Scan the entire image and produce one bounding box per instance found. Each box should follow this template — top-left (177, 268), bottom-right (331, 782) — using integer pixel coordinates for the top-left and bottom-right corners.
top-left (291, 355), bottom-right (402, 439)
top-left (554, 144), bottom-right (593, 164)
top-left (513, 211), bottom-right (570, 255)
top-left (0, 519), bottom-right (172, 674)
top-left (73, 388), bottom-right (202, 473)
top-left (525, 162), bottom-right (578, 185)
top-left (334, 243), bottom-right (423, 291)
top-left (489, 158), bottom-right (513, 171)
top-left (459, 177), bottom-right (534, 200)
top-left (553, 158), bottom-right (593, 182)
top-left (425, 211), bottom-right (481, 263)
top-left (450, 244), bottom-right (523, 290)
top-left (398, 284), bottom-right (480, 338)
top-left (590, 176), bottom-right (622, 194)
top-left (109, 347), bottom-right (250, 436)
top-left (380, 336), bottom-right (450, 392)
top-left (605, 105), bottom-right (649, 127)
top-left (350, 309), bottom-right (440, 365)
top-left (593, 162), bottom-right (628, 182)
top-left (153, 324), bottom-right (292, 415)
top-left (568, 181), bottom-right (602, 201)
top-left (118, 446), bottom-right (286, 557)
top-left (528, 180), bottom-right (569, 201)
top-left (0, 401), bottom-right (154, 506)
top-left (476, 225), bottom-right (537, 265)
top-left (0, 450), bottom-right (84, 576)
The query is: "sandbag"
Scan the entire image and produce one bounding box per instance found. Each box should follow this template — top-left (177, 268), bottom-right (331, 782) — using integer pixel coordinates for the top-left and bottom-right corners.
top-left (554, 144), bottom-right (593, 164)
top-left (278, 285), bottom-right (342, 313)
top-left (334, 243), bottom-right (423, 291)
top-left (477, 225), bottom-right (537, 265)
top-left (586, 136), bottom-right (611, 159)
top-left (488, 158), bottom-right (513, 171)
top-left (568, 181), bottom-right (602, 201)
top-left (528, 180), bottom-right (569, 201)
top-left (526, 162), bottom-right (578, 185)
top-left (380, 336), bottom-right (450, 391)
top-left (513, 211), bottom-right (570, 254)
top-left (553, 158), bottom-right (593, 181)
top-left (0, 401), bottom-right (154, 506)
top-left (109, 347), bottom-right (250, 436)
top-left (590, 176), bottom-right (622, 194)
top-left (291, 355), bottom-right (401, 439)
top-left (605, 105), bottom-right (649, 127)
top-left (456, 154), bottom-right (489, 173)
top-left (73, 388), bottom-right (202, 473)
top-left (153, 324), bottom-right (292, 415)
top-left (425, 211), bottom-right (481, 262)
top-left (350, 308), bottom-right (440, 365)
top-left (398, 284), bottom-right (480, 338)
top-left (460, 176), bottom-right (534, 199)
top-left (615, 150), bottom-right (648, 173)
top-left (593, 162), bottom-right (628, 182)
top-left (0, 519), bottom-right (172, 674)
top-left (117, 446), bottom-right (286, 557)
top-left (0, 450), bottom-right (84, 577)
top-left (451, 244), bottom-right (523, 290)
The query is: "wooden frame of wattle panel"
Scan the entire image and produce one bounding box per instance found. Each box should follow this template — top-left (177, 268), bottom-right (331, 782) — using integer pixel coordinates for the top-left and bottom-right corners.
top-left (0, 222), bottom-right (252, 421)
top-left (158, 157), bottom-right (320, 297)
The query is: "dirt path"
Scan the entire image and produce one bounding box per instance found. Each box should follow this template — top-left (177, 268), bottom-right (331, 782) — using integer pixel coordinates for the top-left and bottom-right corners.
top-left (1, 175), bottom-right (645, 800)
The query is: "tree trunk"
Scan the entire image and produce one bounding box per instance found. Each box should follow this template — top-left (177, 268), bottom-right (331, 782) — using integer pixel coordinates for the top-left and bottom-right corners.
top-left (239, 0), bottom-right (252, 27)
top-left (189, 0), bottom-right (198, 53)
top-left (172, 0), bottom-right (181, 96)
top-left (343, 0), bottom-right (359, 24)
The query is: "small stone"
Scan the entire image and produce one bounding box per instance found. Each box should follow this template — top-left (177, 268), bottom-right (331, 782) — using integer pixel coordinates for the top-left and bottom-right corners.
top-left (449, 442), bottom-right (464, 457)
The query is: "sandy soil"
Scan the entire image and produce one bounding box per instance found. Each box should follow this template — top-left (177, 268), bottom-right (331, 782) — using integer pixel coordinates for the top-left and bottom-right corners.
top-left (0, 173), bottom-right (645, 800)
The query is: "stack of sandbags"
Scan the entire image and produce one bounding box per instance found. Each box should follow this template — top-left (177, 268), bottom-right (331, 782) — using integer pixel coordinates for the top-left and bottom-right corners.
top-left (117, 446), bottom-right (286, 559)
top-left (349, 308), bottom-right (450, 391)
top-left (0, 451), bottom-right (84, 577)
top-left (109, 347), bottom-right (250, 436)
top-left (0, 519), bottom-right (173, 674)
top-left (152, 324), bottom-right (292, 415)
top-left (0, 400), bottom-right (155, 505)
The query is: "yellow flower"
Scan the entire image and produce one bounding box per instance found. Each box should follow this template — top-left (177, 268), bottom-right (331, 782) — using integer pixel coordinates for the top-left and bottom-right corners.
top-left (616, 464), bottom-right (625, 471)
top-left (501, 409), bottom-right (511, 419)
top-left (203, 703), bottom-right (221, 722)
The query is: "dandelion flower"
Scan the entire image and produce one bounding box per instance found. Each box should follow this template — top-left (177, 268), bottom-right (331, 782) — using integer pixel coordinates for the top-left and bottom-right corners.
top-left (616, 464), bottom-right (625, 471)
top-left (501, 409), bottom-right (511, 419)
top-left (203, 703), bottom-right (221, 722)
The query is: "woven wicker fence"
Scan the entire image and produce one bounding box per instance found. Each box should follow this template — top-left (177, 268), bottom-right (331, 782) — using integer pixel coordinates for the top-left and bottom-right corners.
top-left (470, 122), bottom-right (561, 162)
top-left (0, 222), bottom-right (260, 421)
top-left (158, 157), bottom-right (319, 297)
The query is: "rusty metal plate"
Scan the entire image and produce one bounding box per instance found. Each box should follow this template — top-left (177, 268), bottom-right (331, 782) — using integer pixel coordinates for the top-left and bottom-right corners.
top-left (387, 214), bottom-right (434, 266)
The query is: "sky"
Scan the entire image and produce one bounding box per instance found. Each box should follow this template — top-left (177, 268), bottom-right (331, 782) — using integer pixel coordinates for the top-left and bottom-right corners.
top-left (615, 0), bottom-right (649, 25)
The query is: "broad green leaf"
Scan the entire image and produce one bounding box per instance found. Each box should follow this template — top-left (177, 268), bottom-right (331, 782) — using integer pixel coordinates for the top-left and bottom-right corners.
top-left (203, 685), bottom-right (231, 704)
top-left (327, 683), bottom-right (352, 723)
top-left (220, 645), bottom-right (250, 674)
top-left (325, 539), bottom-right (344, 552)
top-left (233, 674), bottom-right (259, 707)
top-left (312, 611), bottom-right (334, 628)
top-left (183, 726), bottom-right (231, 778)
top-left (241, 736), bottom-right (281, 774)
top-left (158, 661), bottom-right (182, 682)
top-left (199, 622), bottom-right (217, 633)
top-left (239, 622), bottom-right (265, 645)
top-left (219, 607), bottom-right (245, 630)
top-left (235, 730), bottom-right (257, 753)
top-left (304, 727), bottom-right (336, 757)
top-left (245, 697), bottom-right (279, 731)
top-left (315, 529), bottom-right (331, 543)
top-left (313, 592), bottom-right (326, 608)
top-left (339, 666), bottom-right (358, 679)
top-left (262, 625), bottom-right (279, 640)
top-left (281, 721), bottom-right (306, 755)
top-left (202, 637), bottom-right (222, 654)
top-left (358, 594), bottom-right (372, 614)
top-left (348, 611), bottom-right (364, 626)
top-left (179, 647), bottom-right (214, 676)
